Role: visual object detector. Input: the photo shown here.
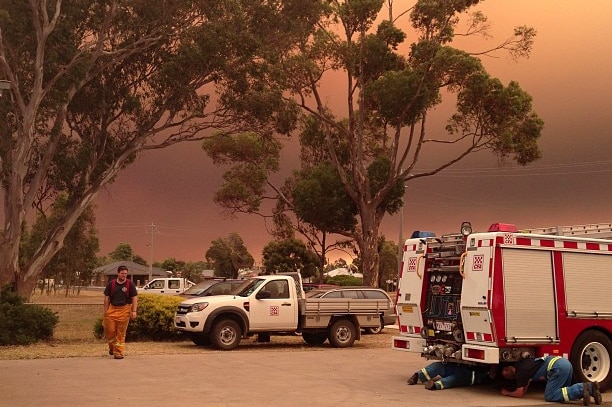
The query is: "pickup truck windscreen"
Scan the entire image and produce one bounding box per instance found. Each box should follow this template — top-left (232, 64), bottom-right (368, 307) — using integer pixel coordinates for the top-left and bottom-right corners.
top-left (234, 278), bottom-right (265, 297)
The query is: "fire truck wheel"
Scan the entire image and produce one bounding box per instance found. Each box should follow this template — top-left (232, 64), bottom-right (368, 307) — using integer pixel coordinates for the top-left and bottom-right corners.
top-left (570, 330), bottom-right (612, 391)
top-left (210, 319), bottom-right (242, 350)
top-left (328, 319), bottom-right (357, 348)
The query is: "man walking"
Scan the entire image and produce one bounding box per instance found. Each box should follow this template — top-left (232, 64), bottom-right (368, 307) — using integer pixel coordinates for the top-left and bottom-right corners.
top-left (103, 265), bottom-right (138, 359)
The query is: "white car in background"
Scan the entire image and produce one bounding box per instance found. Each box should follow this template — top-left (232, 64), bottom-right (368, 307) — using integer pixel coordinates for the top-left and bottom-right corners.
top-left (306, 286), bottom-right (397, 334)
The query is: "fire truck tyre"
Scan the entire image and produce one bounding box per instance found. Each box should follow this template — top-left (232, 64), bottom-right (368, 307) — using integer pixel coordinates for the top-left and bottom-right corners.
top-left (570, 330), bottom-right (612, 391)
top-left (190, 334), bottom-right (211, 346)
top-left (302, 332), bottom-right (327, 345)
top-left (364, 317), bottom-right (384, 334)
top-left (328, 319), bottom-right (357, 348)
top-left (210, 319), bottom-right (242, 350)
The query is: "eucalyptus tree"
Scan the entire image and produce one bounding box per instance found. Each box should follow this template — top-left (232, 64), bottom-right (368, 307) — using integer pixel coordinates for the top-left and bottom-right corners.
top-left (205, 233), bottom-right (254, 279)
top-left (108, 243), bottom-right (146, 265)
top-left (277, 0), bottom-right (542, 286)
top-left (109, 243), bottom-right (136, 263)
top-left (0, 0), bottom-right (323, 296)
top-left (261, 238), bottom-right (319, 278)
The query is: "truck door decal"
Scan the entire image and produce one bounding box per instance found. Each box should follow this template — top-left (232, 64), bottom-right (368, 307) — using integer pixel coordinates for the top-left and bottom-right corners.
top-left (472, 254), bottom-right (484, 271)
top-left (270, 306), bottom-right (279, 316)
top-left (407, 257), bottom-right (417, 271)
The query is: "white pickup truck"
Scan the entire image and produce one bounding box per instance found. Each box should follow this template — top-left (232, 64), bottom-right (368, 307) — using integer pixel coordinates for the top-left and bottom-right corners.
top-left (138, 277), bottom-right (195, 295)
top-left (174, 274), bottom-right (390, 350)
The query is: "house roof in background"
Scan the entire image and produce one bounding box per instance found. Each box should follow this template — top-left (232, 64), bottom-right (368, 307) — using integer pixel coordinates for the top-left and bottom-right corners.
top-left (94, 261), bottom-right (168, 277)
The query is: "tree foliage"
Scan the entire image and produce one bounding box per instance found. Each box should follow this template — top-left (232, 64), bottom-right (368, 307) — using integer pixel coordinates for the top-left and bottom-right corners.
top-left (22, 194), bottom-right (99, 293)
top-left (261, 238), bottom-right (319, 278)
top-left (377, 237), bottom-right (398, 288)
top-left (202, 131), bottom-right (357, 277)
top-left (205, 233), bottom-right (254, 279)
top-left (0, 0), bottom-right (324, 296)
top-left (109, 243), bottom-right (135, 262)
top-left (178, 261), bottom-right (212, 283)
top-left (159, 258), bottom-right (185, 274)
top-left (292, 163), bottom-right (358, 232)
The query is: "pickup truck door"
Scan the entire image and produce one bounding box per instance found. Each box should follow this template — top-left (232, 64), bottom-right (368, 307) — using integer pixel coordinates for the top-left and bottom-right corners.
top-left (166, 278), bottom-right (184, 294)
top-left (143, 279), bottom-right (166, 294)
top-left (250, 280), bottom-right (297, 330)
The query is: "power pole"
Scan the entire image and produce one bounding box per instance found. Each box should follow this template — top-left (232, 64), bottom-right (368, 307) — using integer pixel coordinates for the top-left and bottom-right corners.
top-left (148, 223), bottom-right (157, 281)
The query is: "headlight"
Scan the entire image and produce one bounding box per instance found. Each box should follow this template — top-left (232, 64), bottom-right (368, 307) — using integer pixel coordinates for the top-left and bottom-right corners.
top-left (460, 221), bottom-right (472, 236)
top-left (189, 302), bottom-right (209, 312)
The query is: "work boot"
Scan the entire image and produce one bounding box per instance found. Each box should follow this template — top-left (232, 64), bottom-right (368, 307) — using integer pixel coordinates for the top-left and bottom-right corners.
top-left (424, 380), bottom-right (438, 390)
top-left (114, 354), bottom-right (124, 359)
top-left (592, 381), bottom-right (602, 405)
top-left (583, 382), bottom-right (590, 406)
top-left (108, 348), bottom-right (113, 356)
top-left (407, 372), bottom-right (419, 385)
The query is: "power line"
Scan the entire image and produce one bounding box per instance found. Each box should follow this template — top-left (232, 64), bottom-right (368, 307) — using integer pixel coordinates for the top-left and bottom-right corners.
top-left (147, 223), bottom-right (159, 280)
top-left (97, 223), bottom-right (208, 238)
top-left (429, 159), bottom-right (612, 173)
top-left (414, 159), bottom-right (612, 178)
top-left (431, 168), bottom-right (612, 178)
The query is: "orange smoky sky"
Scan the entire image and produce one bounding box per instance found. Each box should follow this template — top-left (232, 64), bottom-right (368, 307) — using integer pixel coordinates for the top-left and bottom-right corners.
top-left (95, 0), bottom-right (612, 265)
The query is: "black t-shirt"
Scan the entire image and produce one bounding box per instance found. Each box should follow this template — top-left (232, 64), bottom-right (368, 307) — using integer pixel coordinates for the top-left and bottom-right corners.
top-left (501, 358), bottom-right (545, 390)
top-left (104, 279), bottom-right (138, 306)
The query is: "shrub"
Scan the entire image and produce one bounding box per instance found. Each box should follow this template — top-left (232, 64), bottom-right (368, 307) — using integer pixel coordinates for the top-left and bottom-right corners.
top-left (0, 285), bottom-right (59, 346)
top-left (94, 294), bottom-right (184, 341)
top-left (326, 275), bottom-right (363, 286)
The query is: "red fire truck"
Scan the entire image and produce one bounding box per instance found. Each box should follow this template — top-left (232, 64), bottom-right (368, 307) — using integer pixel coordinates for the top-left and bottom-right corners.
top-left (392, 221), bottom-right (612, 389)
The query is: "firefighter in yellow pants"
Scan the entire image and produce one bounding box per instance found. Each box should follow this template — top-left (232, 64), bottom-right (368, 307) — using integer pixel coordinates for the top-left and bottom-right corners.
top-left (103, 265), bottom-right (138, 359)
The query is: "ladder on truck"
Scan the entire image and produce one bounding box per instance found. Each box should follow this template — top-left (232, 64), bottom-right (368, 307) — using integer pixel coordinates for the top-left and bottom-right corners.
top-left (521, 222), bottom-right (612, 239)
top-left (425, 234), bottom-right (466, 272)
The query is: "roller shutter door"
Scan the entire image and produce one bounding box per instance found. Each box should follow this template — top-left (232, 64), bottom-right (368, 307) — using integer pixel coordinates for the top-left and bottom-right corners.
top-left (502, 249), bottom-right (557, 341)
top-left (563, 252), bottom-right (612, 314)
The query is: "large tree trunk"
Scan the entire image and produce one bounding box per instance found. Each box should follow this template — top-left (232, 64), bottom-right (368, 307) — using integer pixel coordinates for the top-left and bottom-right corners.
top-left (358, 207), bottom-right (382, 288)
top-left (0, 175), bottom-right (100, 298)
top-left (0, 177), bottom-right (23, 292)
top-left (0, 107), bottom-right (36, 297)
top-left (360, 235), bottom-right (381, 288)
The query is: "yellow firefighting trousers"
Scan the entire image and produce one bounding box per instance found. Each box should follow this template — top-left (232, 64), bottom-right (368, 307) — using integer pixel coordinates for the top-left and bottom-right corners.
top-left (103, 304), bottom-right (131, 357)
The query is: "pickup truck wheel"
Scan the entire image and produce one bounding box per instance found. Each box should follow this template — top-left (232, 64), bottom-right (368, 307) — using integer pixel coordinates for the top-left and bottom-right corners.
top-left (302, 332), bottom-right (327, 345)
top-left (570, 330), bottom-right (612, 390)
top-left (328, 319), bottom-right (357, 348)
top-left (211, 319), bottom-right (242, 350)
top-left (190, 334), bottom-right (211, 346)
top-left (364, 317), bottom-right (384, 334)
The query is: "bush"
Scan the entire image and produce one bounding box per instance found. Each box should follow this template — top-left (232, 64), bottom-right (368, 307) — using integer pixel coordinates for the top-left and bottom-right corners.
top-left (326, 275), bottom-right (363, 286)
top-left (0, 285), bottom-right (59, 346)
top-left (94, 294), bottom-right (184, 341)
